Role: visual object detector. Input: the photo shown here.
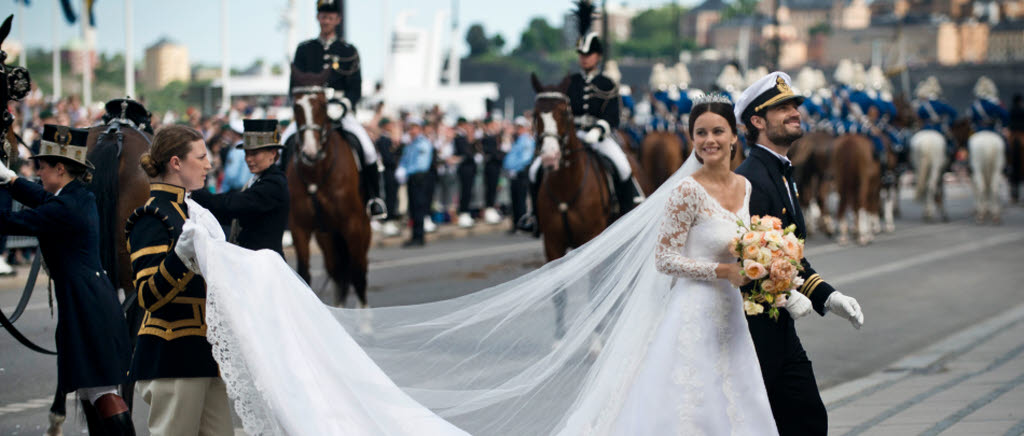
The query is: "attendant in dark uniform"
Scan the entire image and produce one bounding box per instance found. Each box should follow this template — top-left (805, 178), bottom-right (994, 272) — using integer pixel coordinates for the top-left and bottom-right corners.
top-left (453, 117), bottom-right (479, 227)
top-left (0, 125), bottom-right (133, 435)
top-left (191, 119), bottom-right (289, 257)
top-left (125, 125), bottom-right (232, 436)
top-left (734, 72), bottom-right (866, 436)
top-left (480, 118), bottom-right (505, 224)
top-left (293, 0), bottom-right (386, 219)
top-left (376, 117), bottom-right (404, 236)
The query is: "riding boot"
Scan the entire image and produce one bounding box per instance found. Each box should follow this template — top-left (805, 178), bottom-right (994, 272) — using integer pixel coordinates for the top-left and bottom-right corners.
top-left (517, 178), bottom-right (541, 238)
top-left (615, 177), bottom-right (643, 216)
top-left (80, 400), bottom-right (104, 436)
top-left (95, 393), bottom-right (135, 436)
top-left (362, 163), bottom-right (387, 219)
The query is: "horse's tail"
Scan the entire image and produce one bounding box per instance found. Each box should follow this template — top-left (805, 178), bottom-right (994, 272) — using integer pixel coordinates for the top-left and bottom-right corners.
top-left (86, 129), bottom-right (122, 288)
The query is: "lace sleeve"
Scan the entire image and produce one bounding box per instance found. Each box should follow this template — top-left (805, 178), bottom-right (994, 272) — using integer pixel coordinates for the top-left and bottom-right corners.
top-left (654, 179), bottom-right (719, 281)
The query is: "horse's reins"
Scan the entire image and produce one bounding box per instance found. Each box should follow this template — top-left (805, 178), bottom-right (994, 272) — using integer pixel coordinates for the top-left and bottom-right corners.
top-left (293, 87), bottom-right (331, 164)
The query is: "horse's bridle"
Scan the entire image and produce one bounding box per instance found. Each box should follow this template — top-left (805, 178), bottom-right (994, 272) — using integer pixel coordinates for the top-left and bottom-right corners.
top-left (535, 91), bottom-right (579, 167)
top-left (292, 86), bottom-right (331, 164)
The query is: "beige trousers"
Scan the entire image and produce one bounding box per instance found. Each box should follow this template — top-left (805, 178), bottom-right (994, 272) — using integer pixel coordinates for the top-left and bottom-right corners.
top-left (137, 377), bottom-right (233, 436)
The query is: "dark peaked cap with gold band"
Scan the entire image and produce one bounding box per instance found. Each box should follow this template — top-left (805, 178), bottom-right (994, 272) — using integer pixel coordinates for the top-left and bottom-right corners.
top-left (32, 124), bottom-right (94, 169)
top-left (237, 119), bottom-right (284, 151)
top-left (317, 0), bottom-right (339, 13)
top-left (733, 71), bottom-right (805, 125)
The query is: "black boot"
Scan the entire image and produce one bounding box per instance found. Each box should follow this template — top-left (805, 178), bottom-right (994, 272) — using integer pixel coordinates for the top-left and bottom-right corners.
top-left (96, 393), bottom-right (135, 436)
top-left (80, 400), bottom-right (104, 436)
top-left (517, 178), bottom-right (542, 237)
top-left (615, 177), bottom-right (643, 216)
top-left (362, 163), bottom-right (387, 219)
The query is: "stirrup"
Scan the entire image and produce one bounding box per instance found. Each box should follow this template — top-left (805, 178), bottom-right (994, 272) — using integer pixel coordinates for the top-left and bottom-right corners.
top-left (365, 198), bottom-right (388, 220)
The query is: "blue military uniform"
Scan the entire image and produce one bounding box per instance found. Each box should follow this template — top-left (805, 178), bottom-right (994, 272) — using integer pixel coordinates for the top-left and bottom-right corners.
top-left (969, 98), bottom-right (1009, 132)
top-left (504, 131), bottom-right (536, 229)
top-left (398, 133), bottom-right (434, 245)
top-left (1, 178), bottom-right (130, 394)
top-left (916, 99), bottom-right (958, 155)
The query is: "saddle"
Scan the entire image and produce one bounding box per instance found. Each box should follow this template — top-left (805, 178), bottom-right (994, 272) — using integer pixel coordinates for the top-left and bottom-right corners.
top-left (333, 126), bottom-right (364, 171)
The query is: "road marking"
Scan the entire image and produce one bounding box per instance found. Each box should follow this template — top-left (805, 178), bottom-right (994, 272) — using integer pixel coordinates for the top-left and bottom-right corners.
top-left (368, 241), bottom-right (540, 271)
top-left (0, 396), bottom-right (51, 417)
top-left (829, 232), bottom-right (1024, 287)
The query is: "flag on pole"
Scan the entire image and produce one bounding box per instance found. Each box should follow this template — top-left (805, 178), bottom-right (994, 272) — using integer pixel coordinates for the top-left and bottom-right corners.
top-left (58, 0), bottom-right (97, 26)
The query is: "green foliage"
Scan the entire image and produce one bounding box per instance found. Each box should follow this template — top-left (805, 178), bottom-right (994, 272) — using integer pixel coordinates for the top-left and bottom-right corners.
top-left (721, 0), bottom-right (759, 21)
top-left (466, 23), bottom-right (506, 57)
top-left (617, 4), bottom-right (695, 59)
top-left (513, 17), bottom-right (565, 56)
top-left (809, 22), bottom-right (831, 36)
top-left (142, 80), bottom-right (190, 115)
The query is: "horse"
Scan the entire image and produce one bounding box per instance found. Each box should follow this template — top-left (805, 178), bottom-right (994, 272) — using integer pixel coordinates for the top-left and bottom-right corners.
top-left (832, 134), bottom-right (878, 245)
top-left (967, 130), bottom-right (1006, 224)
top-left (640, 131), bottom-right (687, 190)
top-left (1010, 130), bottom-right (1024, 203)
top-left (790, 131), bottom-right (836, 236)
top-left (909, 128), bottom-right (950, 222)
top-left (288, 69), bottom-right (370, 308)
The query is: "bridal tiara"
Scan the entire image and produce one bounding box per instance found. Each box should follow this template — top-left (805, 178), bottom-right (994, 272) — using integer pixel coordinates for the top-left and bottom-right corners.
top-left (692, 93), bottom-right (733, 106)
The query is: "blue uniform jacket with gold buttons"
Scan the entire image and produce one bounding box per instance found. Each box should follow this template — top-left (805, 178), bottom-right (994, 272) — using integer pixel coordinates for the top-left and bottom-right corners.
top-left (125, 183), bottom-right (218, 381)
top-left (0, 178), bottom-right (130, 393)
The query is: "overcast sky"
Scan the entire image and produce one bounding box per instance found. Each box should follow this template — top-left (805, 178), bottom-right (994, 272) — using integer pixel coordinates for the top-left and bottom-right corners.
top-left (4, 0), bottom-right (698, 83)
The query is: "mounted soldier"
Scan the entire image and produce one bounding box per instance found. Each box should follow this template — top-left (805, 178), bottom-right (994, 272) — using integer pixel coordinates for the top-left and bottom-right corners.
top-left (519, 0), bottom-right (645, 234)
top-left (292, 0), bottom-right (386, 219)
top-left (913, 76), bottom-right (958, 157)
top-left (968, 76), bottom-right (1009, 135)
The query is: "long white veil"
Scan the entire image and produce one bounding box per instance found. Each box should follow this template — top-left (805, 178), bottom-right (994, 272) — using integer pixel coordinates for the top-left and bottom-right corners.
top-left (192, 153), bottom-right (703, 435)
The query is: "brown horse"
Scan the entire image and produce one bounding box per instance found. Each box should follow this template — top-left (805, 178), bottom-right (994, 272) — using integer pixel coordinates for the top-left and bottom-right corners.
top-left (790, 131), bottom-right (836, 236)
top-left (832, 134), bottom-right (878, 245)
top-left (1010, 130), bottom-right (1024, 203)
top-left (640, 131), bottom-right (687, 190)
top-left (289, 70), bottom-right (370, 308)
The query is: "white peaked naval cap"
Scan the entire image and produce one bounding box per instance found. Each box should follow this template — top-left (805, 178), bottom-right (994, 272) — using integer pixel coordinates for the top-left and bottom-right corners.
top-left (734, 71), bottom-right (804, 125)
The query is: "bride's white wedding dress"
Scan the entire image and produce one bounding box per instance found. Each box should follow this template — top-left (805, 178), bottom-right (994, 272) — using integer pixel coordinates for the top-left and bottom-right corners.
top-left (187, 155), bottom-right (777, 435)
top-left (612, 177), bottom-right (776, 435)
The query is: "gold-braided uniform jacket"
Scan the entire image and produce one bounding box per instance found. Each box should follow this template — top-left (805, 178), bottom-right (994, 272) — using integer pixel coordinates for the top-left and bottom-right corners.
top-left (125, 183), bottom-right (218, 380)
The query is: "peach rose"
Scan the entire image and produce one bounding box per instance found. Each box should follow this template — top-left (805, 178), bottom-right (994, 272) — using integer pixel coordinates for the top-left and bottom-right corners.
top-left (766, 216), bottom-right (783, 230)
top-left (761, 279), bottom-right (778, 294)
top-left (750, 215), bottom-right (762, 227)
top-left (782, 238), bottom-right (803, 260)
top-left (743, 259), bottom-right (768, 280)
top-left (771, 258), bottom-right (799, 282)
top-left (741, 231), bottom-right (762, 246)
top-left (764, 230), bottom-right (785, 249)
top-left (757, 247), bottom-right (773, 266)
top-left (773, 292), bottom-right (789, 307)
top-left (742, 244), bottom-right (761, 260)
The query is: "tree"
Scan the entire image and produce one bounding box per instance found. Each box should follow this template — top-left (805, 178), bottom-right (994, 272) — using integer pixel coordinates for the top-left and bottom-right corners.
top-left (466, 24), bottom-right (491, 57)
top-left (617, 5), bottom-right (694, 59)
top-left (514, 17), bottom-right (564, 56)
top-left (721, 0), bottom-right (759, 21)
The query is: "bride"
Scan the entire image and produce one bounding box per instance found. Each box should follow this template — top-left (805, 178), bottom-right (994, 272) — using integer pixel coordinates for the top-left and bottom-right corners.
top-left (179, 98), bottom-right (803, 435)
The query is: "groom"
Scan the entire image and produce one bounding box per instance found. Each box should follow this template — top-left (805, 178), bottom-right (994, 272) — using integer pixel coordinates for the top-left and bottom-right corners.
top-left (734, 72), bottom-right (865, 435)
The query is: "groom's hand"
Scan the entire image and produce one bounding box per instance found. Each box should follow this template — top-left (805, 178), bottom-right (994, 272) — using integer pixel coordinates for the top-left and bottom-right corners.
top-left (784, 290), bottom-right (813, 320)
top-left (825, 291), bottom-right (864, 329)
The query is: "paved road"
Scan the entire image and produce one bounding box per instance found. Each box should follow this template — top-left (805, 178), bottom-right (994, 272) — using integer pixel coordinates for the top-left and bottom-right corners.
top-left (1, 182), bottom-right (1021, 434)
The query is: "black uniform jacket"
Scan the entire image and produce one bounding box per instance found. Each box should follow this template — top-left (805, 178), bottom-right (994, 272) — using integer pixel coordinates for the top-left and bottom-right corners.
top-left (376, 134), bottom-right (401, 170)
top-left (0, 178), bottom-right (130, 393)
top-left (453, 132), bottom-right (477, 170)
top-left (125, 183), bottom-right (218, 381)
top-left (191, 164), bottom-right (290, 257)
top-left (293, 36), bottom-right (362, 106)
top-left (567, 71), bottom-right (620, 134)
top-left (736, 145), bottom-right (836, 315)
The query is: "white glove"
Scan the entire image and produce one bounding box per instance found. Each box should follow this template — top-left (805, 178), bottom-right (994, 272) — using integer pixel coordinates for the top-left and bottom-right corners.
top-left (395, 167), bottom-right (408, 185)
top-left (583, 127), bottom-right (602, 144)
top-left (825, 291), bottom-right (864, 329)
top-left (474, 153), bottom-right (484, 165)
top-left (0, 160), bottom-right (17, 184)
top-left (174, 226), bottom-right (201, 274)
top-left (784, 290), bottom-right (813, 320)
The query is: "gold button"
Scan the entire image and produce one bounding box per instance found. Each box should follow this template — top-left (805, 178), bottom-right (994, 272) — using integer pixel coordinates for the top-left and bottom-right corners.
top-left (782, 207), bottom-right (787, 214)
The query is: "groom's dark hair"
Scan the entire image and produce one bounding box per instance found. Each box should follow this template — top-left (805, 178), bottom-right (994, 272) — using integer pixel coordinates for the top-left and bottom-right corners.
top-left (689, 101), bottom-right (738, 164)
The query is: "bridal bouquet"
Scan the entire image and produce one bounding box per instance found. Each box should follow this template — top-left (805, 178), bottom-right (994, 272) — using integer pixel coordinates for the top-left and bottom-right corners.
top-left (730, 215), bottom-right (805, 320)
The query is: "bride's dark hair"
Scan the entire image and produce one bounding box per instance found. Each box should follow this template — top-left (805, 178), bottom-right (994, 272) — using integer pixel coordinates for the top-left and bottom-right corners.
top-left (688, 100), bottom-right (738, 163)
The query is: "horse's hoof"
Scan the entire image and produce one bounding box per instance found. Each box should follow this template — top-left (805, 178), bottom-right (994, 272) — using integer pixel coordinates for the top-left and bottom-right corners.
top-left (857, 236), bottom-right (871, 246)
top-left (837, 236), bottom-right (849, 246)
top-left (885, 224), bottom-right (895, 233)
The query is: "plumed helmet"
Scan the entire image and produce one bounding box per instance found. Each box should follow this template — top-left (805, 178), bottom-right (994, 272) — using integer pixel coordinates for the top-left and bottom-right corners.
top-left (915, 76), bottom-right (942, 99)
top-left (834, 59), bottom-right (854, 85)
top-left (574, 1), bottom-right (602, 55)
top-left (649, 63), bottom-right (669, 91)
top-left (973, 76), bottom-right (998, 100)
top-left (794, 66), bottom-right (818, 96)
top-left (673, 62), bottom-right (691, 88)
top-left (716, 64), bottom-right (745, 93)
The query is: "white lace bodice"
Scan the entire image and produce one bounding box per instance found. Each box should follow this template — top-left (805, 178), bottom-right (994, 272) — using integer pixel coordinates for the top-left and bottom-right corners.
top-left (655, 176), bottom-right (751, 281)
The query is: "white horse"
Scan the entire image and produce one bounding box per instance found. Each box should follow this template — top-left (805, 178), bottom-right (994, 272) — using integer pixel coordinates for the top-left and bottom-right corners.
top-left (967, 130), bottom-right (1006, 224)
top-left (910, 129), bottom-right (949, 221)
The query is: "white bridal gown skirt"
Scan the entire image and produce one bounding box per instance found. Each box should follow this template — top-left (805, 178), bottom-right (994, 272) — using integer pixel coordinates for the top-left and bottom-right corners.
top-left (610, 278), bottom-right (779, 436)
